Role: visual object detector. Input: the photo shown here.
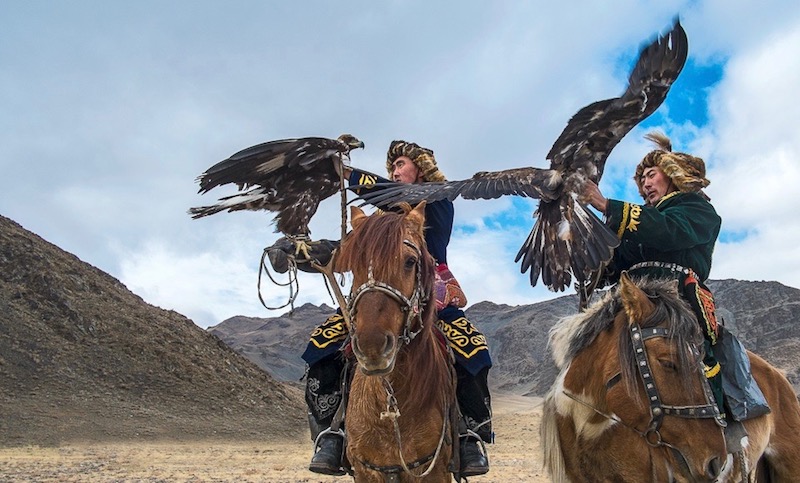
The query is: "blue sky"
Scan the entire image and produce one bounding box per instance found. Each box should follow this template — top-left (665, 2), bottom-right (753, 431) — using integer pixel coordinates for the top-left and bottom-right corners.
top-left (2, 1), bottom-right (800, 328)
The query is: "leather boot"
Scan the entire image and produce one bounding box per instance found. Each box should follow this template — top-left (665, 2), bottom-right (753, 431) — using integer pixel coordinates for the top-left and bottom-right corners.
top-left (460, 437), bottom-right (489, 476)
top-left (309, 433), bottom-right (345, 476)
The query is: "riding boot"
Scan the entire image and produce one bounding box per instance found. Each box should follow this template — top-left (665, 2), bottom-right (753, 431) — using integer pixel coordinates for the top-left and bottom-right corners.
top-left (305, 355), bottom-right (347, 476)
top-left (459, 436), bottom-right (489, 477)
top-left (454, 364), bottom-right (492, 476)
top-left (309, 431), bottom-right (345, 476)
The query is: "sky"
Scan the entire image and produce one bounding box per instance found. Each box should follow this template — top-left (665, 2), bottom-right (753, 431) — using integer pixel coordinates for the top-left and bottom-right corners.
top-left (2, 1), bottom-right (800, 329)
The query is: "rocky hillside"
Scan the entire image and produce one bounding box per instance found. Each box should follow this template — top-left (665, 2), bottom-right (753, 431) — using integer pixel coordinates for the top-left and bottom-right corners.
top-left (209, 303), bottom-right (337, 384)
top-left (0, 215), bottom-right (305, 447)
top-left (214, 281), bottom-right (800, 397)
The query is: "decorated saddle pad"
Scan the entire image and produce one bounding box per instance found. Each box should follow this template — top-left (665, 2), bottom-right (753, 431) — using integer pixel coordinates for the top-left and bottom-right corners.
top-left (302, 311), bottom-right (348, 366)
top-left (434, 263), bottom-right (467, 311)
top-left (303, 306), bottom-right (492, 376)
top-left (436, 306), bottom-right (492, 375)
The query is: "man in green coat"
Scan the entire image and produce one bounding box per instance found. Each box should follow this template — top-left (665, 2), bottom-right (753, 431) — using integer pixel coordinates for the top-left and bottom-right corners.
top-left (583, 132), bottom-right (726, 411)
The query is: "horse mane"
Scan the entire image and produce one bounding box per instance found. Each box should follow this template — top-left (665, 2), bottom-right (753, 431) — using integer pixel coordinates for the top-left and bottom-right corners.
top-left (336, 207), bottom-right (432, 296)
top-left (336, 206), bottom-right (453, 416)
top-left (549, 276), bottom-right (702, 397)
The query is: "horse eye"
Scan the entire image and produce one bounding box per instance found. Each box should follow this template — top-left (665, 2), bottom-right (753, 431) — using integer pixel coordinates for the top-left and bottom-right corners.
top-left (658, 359), bottom-right (678, 371)
top-left (404, 256), bottom-right (417, 270)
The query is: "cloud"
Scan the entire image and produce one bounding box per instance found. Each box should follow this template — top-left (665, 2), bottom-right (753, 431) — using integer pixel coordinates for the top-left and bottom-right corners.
top-left (701, 19), bottom-right (800, 287)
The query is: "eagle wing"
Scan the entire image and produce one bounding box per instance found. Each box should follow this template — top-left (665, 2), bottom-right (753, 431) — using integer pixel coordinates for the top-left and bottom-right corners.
top-left (547, 19), bottom-right (688, 181)
top-left (519, 19), bottom-right (688, 292)
top-left (189, 134), bottom-right (364, 236)
top-left (355, 167), bottom-right (560, 209)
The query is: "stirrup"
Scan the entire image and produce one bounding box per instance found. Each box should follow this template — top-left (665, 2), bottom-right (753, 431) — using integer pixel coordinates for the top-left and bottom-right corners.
top-left (313, 426), bottom-right (345, 447)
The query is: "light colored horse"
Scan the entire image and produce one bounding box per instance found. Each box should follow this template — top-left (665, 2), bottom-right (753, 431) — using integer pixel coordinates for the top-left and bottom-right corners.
top-left (541, 273), bottom-right (800, 482)
top-left (335, 203), bottom-right (457, 482)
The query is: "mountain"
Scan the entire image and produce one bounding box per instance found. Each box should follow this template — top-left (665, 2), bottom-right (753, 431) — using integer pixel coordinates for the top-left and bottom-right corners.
top-left (208, 303), bottom-right (337, 383)
top-left (214, 281), bottom-right (800, 397)
top-left (0, 214), bottom-right (305, 446)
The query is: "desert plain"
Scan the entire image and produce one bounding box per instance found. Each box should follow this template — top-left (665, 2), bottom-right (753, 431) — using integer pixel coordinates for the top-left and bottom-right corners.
top-left (0, 394), bottom-right (547, 483)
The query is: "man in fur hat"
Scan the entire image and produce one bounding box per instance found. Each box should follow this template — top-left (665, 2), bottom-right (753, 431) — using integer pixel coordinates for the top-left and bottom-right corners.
top-left (582, 131), bottom-right (769, 425)
top-left (300, 140), bottom-right (493, 477)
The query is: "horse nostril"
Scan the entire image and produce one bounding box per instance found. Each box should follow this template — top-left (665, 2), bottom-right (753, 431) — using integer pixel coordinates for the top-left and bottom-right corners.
top-left (382, 333), bottom-right (396, 357)
top-left (706, 455), bottom-right (723, 479)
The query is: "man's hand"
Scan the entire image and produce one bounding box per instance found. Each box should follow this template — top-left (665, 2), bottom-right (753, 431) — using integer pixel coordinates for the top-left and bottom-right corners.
top-left (581, 180), bottom-right (608, 214)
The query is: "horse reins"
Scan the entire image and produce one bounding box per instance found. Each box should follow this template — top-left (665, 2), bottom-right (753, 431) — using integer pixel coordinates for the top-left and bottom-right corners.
top-left (358, 377), bottom-right (450, 480)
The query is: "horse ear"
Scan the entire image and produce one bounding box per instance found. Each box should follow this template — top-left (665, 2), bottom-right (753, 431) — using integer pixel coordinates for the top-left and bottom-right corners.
top-left (350, 205), bottom-right (368, 230)
top-left (406, 201), bottom-right (427, 229)
top-left (619, 271), bottom-right (655, 324)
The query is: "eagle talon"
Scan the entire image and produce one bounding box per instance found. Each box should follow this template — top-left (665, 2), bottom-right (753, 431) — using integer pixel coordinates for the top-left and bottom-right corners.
top-left (293, 238), bottom-right (312, 262)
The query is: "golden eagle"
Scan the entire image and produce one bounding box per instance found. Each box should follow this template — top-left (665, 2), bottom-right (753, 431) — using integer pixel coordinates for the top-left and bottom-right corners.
top-left (356, 20), bottom-right (688, 299)
top-left (189, 134), bottom-right (365, 244)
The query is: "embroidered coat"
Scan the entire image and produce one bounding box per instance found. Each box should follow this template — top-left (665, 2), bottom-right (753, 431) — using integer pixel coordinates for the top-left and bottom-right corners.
top-left (604, 191), bottom-right (721, 283)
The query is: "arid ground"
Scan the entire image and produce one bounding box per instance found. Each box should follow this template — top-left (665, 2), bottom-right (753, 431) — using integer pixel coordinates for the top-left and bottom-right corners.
top-left (0, 394), bottom-right (547, 483)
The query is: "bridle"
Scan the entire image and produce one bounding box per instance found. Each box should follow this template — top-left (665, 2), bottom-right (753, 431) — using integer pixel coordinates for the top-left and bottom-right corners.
top-left (346, 239), bottom-right (428, 344)
top-left (626, 324), bottom-right (725, 440)
top-left (563, 321), bottom-right (726, 479)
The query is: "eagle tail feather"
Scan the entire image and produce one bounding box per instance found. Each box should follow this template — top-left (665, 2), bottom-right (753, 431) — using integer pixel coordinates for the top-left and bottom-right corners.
top-left (568, 202), bottom-right (620, 283)
top-left (516, 200), bottom-right (619, 292)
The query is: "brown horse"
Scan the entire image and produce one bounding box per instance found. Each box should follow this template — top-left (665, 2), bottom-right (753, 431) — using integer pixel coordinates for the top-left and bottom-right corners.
top-left (334, 202), bottom-right (457, 482)
top-left (541, 273), bottom-right (800, 482)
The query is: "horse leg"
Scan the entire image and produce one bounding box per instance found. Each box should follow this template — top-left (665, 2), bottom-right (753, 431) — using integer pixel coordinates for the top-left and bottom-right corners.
top-left (745, 353), bottom-right (800, 481)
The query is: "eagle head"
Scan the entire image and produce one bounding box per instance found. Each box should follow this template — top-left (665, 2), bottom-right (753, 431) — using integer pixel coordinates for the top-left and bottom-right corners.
top-left (338, 134), bottom-right (365, 152)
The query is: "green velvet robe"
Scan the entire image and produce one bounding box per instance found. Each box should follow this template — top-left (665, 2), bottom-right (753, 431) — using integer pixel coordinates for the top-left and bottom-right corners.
top-left (604, 191), bottom-right (721, 283)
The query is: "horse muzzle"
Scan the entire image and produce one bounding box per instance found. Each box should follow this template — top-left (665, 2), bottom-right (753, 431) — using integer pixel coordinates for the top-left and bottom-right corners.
top-left (351, 331), bottom-right (399, 375)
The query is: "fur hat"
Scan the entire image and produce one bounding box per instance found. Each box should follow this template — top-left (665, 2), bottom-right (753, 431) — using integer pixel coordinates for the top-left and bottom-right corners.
top-left (385, 140), bottom-right (446, 182)
top-left (634, 131), bottom-right (710, 200)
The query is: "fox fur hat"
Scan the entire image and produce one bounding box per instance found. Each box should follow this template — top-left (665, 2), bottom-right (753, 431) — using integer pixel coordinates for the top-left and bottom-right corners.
top-left (386, 140), bottom-right (446, 182)
top-left (634, 131), bottom-right (710, 200)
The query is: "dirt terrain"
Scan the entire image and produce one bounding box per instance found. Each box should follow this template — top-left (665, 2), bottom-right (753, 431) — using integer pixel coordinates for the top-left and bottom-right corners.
top-left (0, 394), bottom-right (547, 483)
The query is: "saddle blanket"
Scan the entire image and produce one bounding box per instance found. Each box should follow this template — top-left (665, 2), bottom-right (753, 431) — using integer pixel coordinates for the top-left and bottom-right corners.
top-left (302, 306), bottom-right (492, 375)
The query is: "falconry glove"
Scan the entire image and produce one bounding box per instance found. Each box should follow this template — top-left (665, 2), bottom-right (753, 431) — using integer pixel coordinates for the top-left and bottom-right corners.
top-left (266, 237), bottom-right (340, 274)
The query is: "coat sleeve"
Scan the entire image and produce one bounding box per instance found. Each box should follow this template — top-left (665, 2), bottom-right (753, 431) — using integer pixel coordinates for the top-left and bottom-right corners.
top-left (346, 168), bottom-right (387, 191)
top-left (424, 200), bottom-right (454, 265)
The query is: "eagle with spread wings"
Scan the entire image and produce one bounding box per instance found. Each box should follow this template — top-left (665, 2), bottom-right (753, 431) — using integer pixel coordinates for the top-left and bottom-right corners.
top-left (189, 134), bottom-right (365, 252)
top-left (356, 20), bottom-right (688, 300)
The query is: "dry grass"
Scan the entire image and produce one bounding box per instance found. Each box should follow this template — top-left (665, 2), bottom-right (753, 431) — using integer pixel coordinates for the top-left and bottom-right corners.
top-left (0, 394), bottom-right (547, 482)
